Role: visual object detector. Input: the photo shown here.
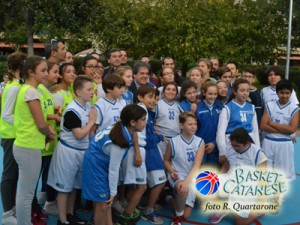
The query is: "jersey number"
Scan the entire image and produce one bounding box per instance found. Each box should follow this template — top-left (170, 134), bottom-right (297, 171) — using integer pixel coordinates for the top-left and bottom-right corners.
top-left (240, 112), bottom-right (247, 122)
top-left (169, 111), bottom-right (175, 120)
top-left (113, 116), bottom-right (119, 122)
top-left (187, 151), bottom-right (195, 162)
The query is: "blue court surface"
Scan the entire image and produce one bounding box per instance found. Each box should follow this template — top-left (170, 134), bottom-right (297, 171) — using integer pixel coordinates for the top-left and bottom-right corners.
top-left (0, 138), bottom-right (300, 225)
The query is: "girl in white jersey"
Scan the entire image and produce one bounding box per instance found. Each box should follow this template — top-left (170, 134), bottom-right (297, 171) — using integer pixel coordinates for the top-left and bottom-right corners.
top-left (209, 128), bottom-right (267, 225)
top-left (261, 79), bottom-right (299, 207)
top-left (155, 81), bottom-right (181, 156)
top-left (164, 112), bottom-right (205, 225)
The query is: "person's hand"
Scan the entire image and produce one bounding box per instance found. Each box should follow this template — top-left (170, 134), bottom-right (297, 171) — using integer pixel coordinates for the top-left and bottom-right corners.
top-left (89, 107), bottom-right (97, 123)
top-left (218, 155), bottom-right (227, 165)
top-left (177, 180), bottom-right (189, 196)
top-left (106, 195), bottom-right (114, 207)
top-left (205, 143), bottom-right (215, 154)
top-left (170, 170), bottom-right (179, 180)
top-left (134, 152), bottom-right (142, 167)
top-left (191, 103), bottom-right (197, 113)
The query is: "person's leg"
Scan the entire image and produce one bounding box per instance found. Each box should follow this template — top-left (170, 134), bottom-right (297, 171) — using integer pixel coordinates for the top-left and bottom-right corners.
top-left (67, 189), bottom-right (77, 215)
top-left (57, 192), bottom-right (69, 223)
top-left (146, 182), bottom-right (165, 210)
top-left (94, 202), bottom-right (109, 225)
top-left (13, 145), bottom-right (42, 225)
top-left (125, 184), bottom-right (147, 214)
top-left (1, 139), bottom-right (18, 212)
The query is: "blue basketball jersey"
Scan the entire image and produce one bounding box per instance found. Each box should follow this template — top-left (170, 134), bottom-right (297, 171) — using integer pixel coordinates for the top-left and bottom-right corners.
top-left (225, 100), bottom-right (255, 134)
top-left (122, 89), bottom-right (134, 105)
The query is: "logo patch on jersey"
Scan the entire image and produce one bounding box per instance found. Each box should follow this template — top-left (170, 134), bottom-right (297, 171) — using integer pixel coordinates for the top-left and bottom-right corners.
top-left (136, 178), bottom-right (145, 182)
top-left (275, 119), bottom-right (280, 123)
top-left (99, 194), bottom-right (106, 198)
top-left (195, 171), bottom-right (220, 196)
top-left (56, 183), bottom-right (65, 189)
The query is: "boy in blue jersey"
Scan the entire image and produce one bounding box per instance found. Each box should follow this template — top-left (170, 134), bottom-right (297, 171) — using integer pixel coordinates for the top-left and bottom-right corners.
top-left (136, 85), bottom-right (166, 224)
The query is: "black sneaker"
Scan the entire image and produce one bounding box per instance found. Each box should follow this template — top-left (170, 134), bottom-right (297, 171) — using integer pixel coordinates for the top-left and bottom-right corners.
top-left (66, 213), bottom-right (87, 225)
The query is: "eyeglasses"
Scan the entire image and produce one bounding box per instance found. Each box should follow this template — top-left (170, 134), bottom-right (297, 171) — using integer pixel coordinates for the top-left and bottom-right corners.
top-left (242, 75), bottom-right (255, 79)
top-left (85, 65), bottom-right (103, 70)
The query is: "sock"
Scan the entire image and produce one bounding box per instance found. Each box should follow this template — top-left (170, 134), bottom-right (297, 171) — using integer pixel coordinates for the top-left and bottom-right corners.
top-left (175, 210), bottom-right (184, 217)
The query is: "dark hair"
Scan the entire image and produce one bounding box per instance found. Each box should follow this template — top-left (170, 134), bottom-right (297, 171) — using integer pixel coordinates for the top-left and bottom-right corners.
top-left (198, 58), bottom-right (212, 70)
top-left (276, 79), bottom-right (293, 93)
top-left (110, 104), bottom-right (147, 148)
top-left (266, 66), bottom-right (284, 79)
top-left (44, 39), bottom-right (62, 59)
top-left (102, 74), bottom-right (125, 93)
top-left (81, 55), bottom-right (98, 73)
top-left (137, 85), bottom-right (156, 101)
top-left (243, 67), bottom-right (255, 76)
top-left (226, 61), bottom-right (238, 69)
top-left (7, 52), bottom-right (27, 81)
top-left (179, 80), bottom-right (197, 102)
top-left (73, 75), bottom-right (93, 96)
top-left (229, 127), bottom-right (254, 144)
top-left (179, 111), bottom-right (197, 124)
top-left (162, 81), bottom-right (178, 95)
top-left (132, 60), bottom-right (150, 75)
top-left (47, 61), bottom-right (58, 72)
top-left (107, 48), bottom-right (120, 59)
top-left (58, 63), bottom-right (75, 84)
top-left (217, 67), bottom-right (232, 79)
top-left (162, 57), bottom-right (175, 65)
top-left (20, 56), bottom-right (46, 84)
top-left (228, 78), bottom-right (250, 102)
top-left (200, 81), bottom-right (218, 99)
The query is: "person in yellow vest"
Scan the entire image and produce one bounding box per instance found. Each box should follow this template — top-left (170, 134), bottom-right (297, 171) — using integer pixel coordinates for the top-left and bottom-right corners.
top-left (36, 61), bottom-right (61, 216)
top-left (52, 63), bottom-right (76, 117)
top-left (13, 56), bottom-right (55, 225)
top-left (0, 52), bottom-right (27, 225)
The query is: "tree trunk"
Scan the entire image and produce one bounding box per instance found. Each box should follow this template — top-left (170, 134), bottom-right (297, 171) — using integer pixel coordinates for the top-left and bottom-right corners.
top-left (25, 8), bottom-right (35, 56)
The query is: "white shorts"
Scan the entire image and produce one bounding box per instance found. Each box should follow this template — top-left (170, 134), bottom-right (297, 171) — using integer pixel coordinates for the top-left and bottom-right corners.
top-left (147, 170), bottom-right (166, 188)
top-left (262, 138), bottom-right (295, 182)
top-left (167, 174), bottom-right (196, 208)
top-left (47, 141), bottom-right (84, 192)
top-left (122, 147), bottom-right (147, 185)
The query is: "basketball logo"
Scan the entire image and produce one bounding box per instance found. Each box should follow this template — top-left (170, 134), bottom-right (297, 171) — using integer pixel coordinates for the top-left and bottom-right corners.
top-left (195, 170), bottom-right (220, 196)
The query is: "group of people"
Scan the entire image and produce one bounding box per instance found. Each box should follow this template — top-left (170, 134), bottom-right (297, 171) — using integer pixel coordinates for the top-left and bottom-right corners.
top-left (0, 40), bottom-right (299, 225)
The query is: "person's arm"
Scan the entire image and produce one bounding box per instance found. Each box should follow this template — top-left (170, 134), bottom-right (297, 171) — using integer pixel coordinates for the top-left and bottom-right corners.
top-left (2, 85), bottom-right (19, 124)
top-left (132, 132), bottom-right (142, 167)
top-left (216, 107), bottom-right (229, 165)
top-left (72, 108), bottom-right (97, 140)
top-left (164, 141), bottom-right (179, 181)
top-left (268, 110), bottom-right (299, 135)
top-left (179, 141), bottom-right (205, 195)
top-left (251, 112), bottom-right (260, 146)
top-left (109, 144), bottom-right (128, 197)
top-left (260, 107), bottom-right (279, 133)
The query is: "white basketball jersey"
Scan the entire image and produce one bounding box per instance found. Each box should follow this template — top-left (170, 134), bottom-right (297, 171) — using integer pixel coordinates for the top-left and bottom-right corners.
top-left (170, 134), bottom-right (203, 178)
top-left (155, 99), bottom-right (181, 137)
top-left (60, 99), bottom-right (91, 150)
top-left (137, 103), bottom-right (147, 147)
top-left (94, 97), bottom-right (126, 132)
top-left (265, 100), bottom-right (300, 139)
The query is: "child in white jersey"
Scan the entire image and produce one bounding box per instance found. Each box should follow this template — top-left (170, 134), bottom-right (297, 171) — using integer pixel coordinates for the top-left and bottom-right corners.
top-left (47, 76), bottom-right (97, 225)
top-left (209, 128), bottom-right (267, 225)
top-left (164, 112), bottom-right (205, 225)
top-left (91, 74), bottom-right (126, 136)
top-left (155, 81), bottom-right (181, 157)
top-left (261, 79), bottom-right (299, 207)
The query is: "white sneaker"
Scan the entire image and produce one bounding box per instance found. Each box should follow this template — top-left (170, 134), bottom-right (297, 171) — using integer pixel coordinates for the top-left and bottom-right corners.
top-left (2, 207), bottom-right (17, 225)
top-left (37, 191), bottom-right (47, 205)
top-left (112, 200), bottom-right (125, 214)
top-left (43, 200), bottom-right (58, 215)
